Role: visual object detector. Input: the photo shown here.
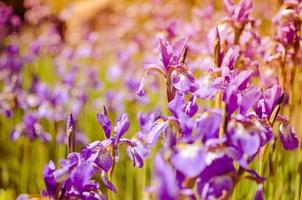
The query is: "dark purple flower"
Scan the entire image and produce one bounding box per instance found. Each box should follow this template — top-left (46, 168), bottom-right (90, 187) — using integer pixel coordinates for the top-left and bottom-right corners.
top-left (197, 154), bottom-right (235, 199)
top-left (224, 0), bottom-right (253, 24)
top-left (10, 112), bottom-right (51, 142)
top-left (43, 161), bottom-right (57, 197)
top-left (279, 123), bottom-right (299, 150)
top-left (80, 141), bottom-right (113, 172)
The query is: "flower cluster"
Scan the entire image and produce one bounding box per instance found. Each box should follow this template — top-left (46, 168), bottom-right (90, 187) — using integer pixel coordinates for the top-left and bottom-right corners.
top-left (1, 0), bottom-right (301, 199)
top-left (38, 111), bottom-right (143, 200)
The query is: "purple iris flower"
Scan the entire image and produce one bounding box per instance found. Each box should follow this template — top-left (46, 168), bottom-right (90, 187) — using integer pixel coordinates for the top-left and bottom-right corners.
top-left (137, 37), bottom-right (198, 101)
top-left (224, 0), bottom-right (253, 25)
top-left (10, 112), bottom-right (51, 142)
top-left (97, 107), bottom-right (143, 167)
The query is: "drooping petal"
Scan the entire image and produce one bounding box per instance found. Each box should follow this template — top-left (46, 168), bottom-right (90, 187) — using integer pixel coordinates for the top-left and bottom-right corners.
top-left (279, 123), bottom-right (299, 150)
top-left (101, 171), bottom-right (117, 193)
top-left (128, 147), bottom-right (144, 168)
top-left (197, 154), bottom-right (235, 199)
top-left (119, 138), bottom-right (137, 147)
top-left (136, 64), bottom-right (166, 97)
top-left (263, 84), bottom-right (283, 117)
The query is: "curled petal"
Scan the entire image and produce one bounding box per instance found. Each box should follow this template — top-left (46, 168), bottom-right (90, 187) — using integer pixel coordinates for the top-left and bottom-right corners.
top-left (119, 138), bottom-right (137, 147)
top-left (136, 64), bottom-right (166, 97)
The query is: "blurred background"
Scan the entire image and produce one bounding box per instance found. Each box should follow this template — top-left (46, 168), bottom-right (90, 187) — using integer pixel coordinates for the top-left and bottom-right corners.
top-left (0, 0), bottom-right (301, 199)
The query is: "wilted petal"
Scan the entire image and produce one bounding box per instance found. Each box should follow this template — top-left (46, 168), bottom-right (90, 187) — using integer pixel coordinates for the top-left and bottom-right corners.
top-left (279, 123), bottom-right (299, 150)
